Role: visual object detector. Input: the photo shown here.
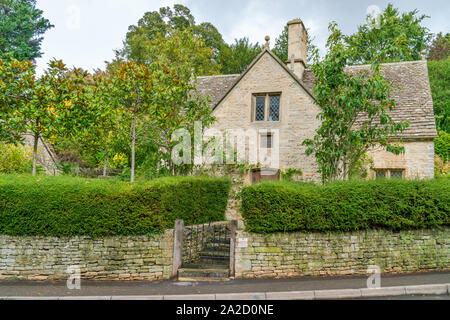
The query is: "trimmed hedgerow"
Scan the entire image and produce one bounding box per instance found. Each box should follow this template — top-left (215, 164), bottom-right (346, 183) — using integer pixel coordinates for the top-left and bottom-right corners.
top-left (0, 175), bottom-right (231, 237)
top-left (241, 179), bottom-right (450, 234)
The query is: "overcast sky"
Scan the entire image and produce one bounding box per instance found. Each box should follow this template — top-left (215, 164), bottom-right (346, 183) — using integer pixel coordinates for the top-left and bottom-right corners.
top-left (34, 0), bottom-right (450, 74)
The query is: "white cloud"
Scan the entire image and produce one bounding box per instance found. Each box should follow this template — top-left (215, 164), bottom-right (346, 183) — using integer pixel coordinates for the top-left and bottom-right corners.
top-left (33, 0), bottom-right (450, 75)
top-left (224, 1), bottom-right (286, 48)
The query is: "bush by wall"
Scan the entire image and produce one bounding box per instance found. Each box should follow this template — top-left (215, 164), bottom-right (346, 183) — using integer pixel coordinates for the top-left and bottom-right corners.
top-left (435, 131), bottom-right (450, 163)
top-left (241, 179), bottom-right (450, 234)
top-left (0, 144), bottom-right (32, 174)
top-left (0, 175), bottom-right (231, 237)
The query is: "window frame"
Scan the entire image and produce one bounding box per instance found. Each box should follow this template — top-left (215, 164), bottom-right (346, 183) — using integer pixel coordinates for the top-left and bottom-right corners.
top-left (390, 170), bottom-right (405, 179)
top-left (375, 169), bottom-right (405, 180)
top-left (252, 92), bottom-right (282, 123)
top-left (268, 95), bottom-right (281, 122)
top-left (253, 95), bottom-right (267, 122)
top-left (375, 170), bottom-right (388, 180)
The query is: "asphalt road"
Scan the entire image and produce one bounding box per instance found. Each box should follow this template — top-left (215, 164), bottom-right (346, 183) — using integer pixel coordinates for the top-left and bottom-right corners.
top-left (0, 271), bottom-right (448, 298)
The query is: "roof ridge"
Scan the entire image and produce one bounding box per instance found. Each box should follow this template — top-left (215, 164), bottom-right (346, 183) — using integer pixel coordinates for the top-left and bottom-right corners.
top-left (197, 74), bottom-right (241, 79)
top-left (304, 59), bottom-right (427, 72)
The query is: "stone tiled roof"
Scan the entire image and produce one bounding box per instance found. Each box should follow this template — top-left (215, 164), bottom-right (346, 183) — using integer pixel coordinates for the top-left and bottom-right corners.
top-left (303, 60), bottom-right (438, 139)
top-left (196, 60), bottom-right (437, 139)
top-left (196, 74), bottom-right (241, 108)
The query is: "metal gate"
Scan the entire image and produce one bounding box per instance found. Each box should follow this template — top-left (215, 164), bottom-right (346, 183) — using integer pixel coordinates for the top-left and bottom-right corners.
top-left (182, 222), bottom-right (231, 268)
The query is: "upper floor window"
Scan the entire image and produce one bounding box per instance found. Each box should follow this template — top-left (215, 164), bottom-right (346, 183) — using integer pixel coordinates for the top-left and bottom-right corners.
top-left (253, 93), bottom-right (281, 122)
top-left (269, 95), bottom-right (280, 121)
top-left (255, 96), bottom-right (266, 122)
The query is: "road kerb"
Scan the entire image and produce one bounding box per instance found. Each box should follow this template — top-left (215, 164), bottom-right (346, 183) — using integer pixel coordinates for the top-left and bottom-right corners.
top-left (164, 294), bottom-right (216, 300)
top-left (405, 284), bottom-right (448, 296)
top-left (215, 292), bottom-right (266, 300)
top-left (58, 296), bottom-right (111, 300)
top-left (3, 296), bottom-right (59, 300)
top-left (266, 291), bottom-right (315, 300)
top-left (314, 289), bottom-right (362, 300)
top-left (111, 295), bottom-right (163, 300)
top-left (361, 286), bottom-right (406, 297)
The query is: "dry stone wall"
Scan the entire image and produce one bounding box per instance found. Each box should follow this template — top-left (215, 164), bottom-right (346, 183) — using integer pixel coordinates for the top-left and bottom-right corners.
top-left (1, 227), bottom-right (448, 281)
top-left (235, 228), bottom-right (450, 279)
top-left (0, 231), bottom-right (173, 281)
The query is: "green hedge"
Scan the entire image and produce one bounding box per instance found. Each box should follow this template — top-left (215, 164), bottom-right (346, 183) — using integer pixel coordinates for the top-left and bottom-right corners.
top-left (241, 179), bottom-right (450, 234)
top-left (0, 175), bottom-right (231, 237)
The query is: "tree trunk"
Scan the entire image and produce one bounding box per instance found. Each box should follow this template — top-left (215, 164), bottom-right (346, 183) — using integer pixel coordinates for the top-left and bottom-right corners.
top-left (103, 139), bottom-right (108, 178)
top-left (32, 133), bottom-right (39, 176)
top-left (130, 110), bottom-right (136, 183)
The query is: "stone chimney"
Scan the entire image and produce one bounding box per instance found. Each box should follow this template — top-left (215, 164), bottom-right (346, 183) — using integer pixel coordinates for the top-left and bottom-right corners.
top-left (287, 19), bottom-right (307, 79)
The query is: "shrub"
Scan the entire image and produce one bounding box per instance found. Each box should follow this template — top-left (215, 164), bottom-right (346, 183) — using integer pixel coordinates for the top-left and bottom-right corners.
top-left (435, 131), bottom-right (450, 163)
top-left (0, 144), bottom-right (33, 174)
top-left (0, 175), bottom-right (231, 237)
top-left (241, 179), bottom-right (450, 234)
top-left (435, 155), bottom-right (450, 178)
top-left (281, 168), bottom-right (303, 181)
top-left (112, 153), bottom-right (128, 169)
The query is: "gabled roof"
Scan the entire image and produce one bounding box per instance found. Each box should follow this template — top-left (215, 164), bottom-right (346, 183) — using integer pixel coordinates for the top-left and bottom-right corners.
top-left (196, 55), bottom-right (437, 139)
top-left (196, 48), bottom-right (315, 111)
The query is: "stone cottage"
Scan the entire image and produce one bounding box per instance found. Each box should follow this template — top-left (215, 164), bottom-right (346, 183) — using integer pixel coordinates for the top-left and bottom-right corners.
top-left (196, 19), bottom-right (437, 181)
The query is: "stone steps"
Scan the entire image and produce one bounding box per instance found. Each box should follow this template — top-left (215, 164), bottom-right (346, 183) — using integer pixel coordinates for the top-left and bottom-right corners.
top-left (199, 250), bottom-right (230, 258)
top-left (178, 267), bottom-right (230, 282)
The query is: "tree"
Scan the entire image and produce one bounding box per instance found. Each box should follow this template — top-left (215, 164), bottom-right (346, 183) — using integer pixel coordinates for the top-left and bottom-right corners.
top-left (1, 59), bottom-right (93, 175)
top-left (110, 58), bottom-right (215, 181)
top-left (111, 27), bottom-right (218, 181)
top-left (272, 24), bottom-right (318, 66)
top-left (303, 23), bottom-right (409, 183)
top-left (0, 0), bottom-right (53, 62)
top-left (110, 62), bottom-right (156, 182)
top-left (93, 72), bottom-right (123, 177)
top-left (118, 28), bottom-right (220, 77)
top-left (0, 59), bottom-right (34, 144)
top-left (428, 57), bottom-right (450, 134)
top-left (16, 60), bottom-right (89, 176)
top-left (345, 4), bottom-right (432, 65)
top-left (217, 38), bottom-right (263, 74)
top-left (140, 31), bottom-right (216, 174)
top-left (116, 4), bottom-right (224, 75)
top-left (194, 22), bottom-right (225, 59)
top-left (25, 61), bottom-right (73, 175)
top-left (427, 33), bottom-right (450, 61)
top-left (77, 71), bottom-right (125, 177)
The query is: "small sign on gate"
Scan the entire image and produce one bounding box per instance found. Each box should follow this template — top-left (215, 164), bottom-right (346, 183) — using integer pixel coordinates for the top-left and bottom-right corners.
top-left (238, 238), bottom-right (248, 248)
